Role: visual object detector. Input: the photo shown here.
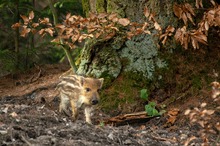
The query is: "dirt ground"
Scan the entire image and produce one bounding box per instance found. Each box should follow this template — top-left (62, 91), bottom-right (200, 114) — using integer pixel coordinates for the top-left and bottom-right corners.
top-left (0, 64), bottom-right (219, 145)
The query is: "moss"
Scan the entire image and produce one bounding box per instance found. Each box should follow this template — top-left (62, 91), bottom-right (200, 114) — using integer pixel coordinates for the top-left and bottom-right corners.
top-left (96, 0), bottom-right (106, 13)
top-left (81, 0), bottom-right (90, 16)
top-left (77, 39), bottom-right (122, 79)
top-left (99, 72), bottom-right (144, 114)
top-left (107, 0), bottom-right (125, 17)
top-left (119, 34), bottom-right (167, 79)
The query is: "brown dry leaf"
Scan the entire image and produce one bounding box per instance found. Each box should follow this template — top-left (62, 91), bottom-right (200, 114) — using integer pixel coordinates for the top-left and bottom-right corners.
top-left (191, 37), bottom-right (199, 49)
top-left (89, 13), bottom-right (97, 20)
top-left (71, 34), bottom-right (79, 43)
top-left (118, 18), bottom-right (130, 26)
top-left (38, 29), bottom-right (45, 35)
top-left (98, 13), bottom-right (107, 19)
top-left (173, 3), bottom-right (195, 25)
top-left (185, 3), bottom-right (195, 16)
top-left (161, 35), bottom-right (168, 45)
top-left (207, 10), bottom-right (215, 23)
top-left (211, 81), bottom-right (220, 89)
top-left (20, 26), bottom-right (31, 37)
top-left (203, 109), bottom-right (215, 115)
top-left (182, 12), bottom-right (188, 25)
top-left (110, 26), bottom-right (119, 31)
top-left (160, 25), bottom-right (175, 45)
top-left (44, 28), bottom-right (54, 36)
top-left (31, 29), bottom-right (37, 34)
top-left (144, 30), bottom-right (151, 34)
top-left (198, 120), bottom-right (205, 127)
top-left (168, 108), bottom-right (179, 116)
top-left (39, 18), bottom-right (50, 25)
top-left (144, 7), bottom-right (150, 18)
top-left (154, 22), bottom-right (161, 31)
top-left (11, 23), bottom-right (20, 29)
top-left (184, 109), bottom-right (191, 115)
top-left (215, 16), bottom-right (220, 26)
top-left (78, 34), bottom-right (94, 42)
top-left (186, 12), bottom-right (195, 25)
top-left (66, 13), bottom-right (71, 20)
top-left (210, 0), bottom-right (216, 6)
top-left (173, 4), bottom-right (182, 19)
top-left (216, 122), bottom-right (220, 131)
top-left (126, 32), bottom-right (134, 39)
top-left (20, 15), bottom-right (29, 25)
top-left (167, 116), bottom-right (177, 125)
top-left (141, 22), bottom-right (148, 30)
top-left (184, 136), bottom-right (197, 146)
top-left (108, 13), bottom-right (118, 21)
top-left (189, 112), bottom-right (197, 120)
top-left (32, 23), bottom-right (39, 28)
top-left (200, 103), bottom-right (207, 108)
top-left (204, 21), bottom-right (209, 31)
top-left (56, 24), bottom-right (65, 29)
top-left (196, 0), bottom-right (199, 8)
top-left (29, 11), bottom-right (34, 20)
top-left (166, 25), bottom-right (175, 33)
top-left (10, 112), bottom-right (18, 118)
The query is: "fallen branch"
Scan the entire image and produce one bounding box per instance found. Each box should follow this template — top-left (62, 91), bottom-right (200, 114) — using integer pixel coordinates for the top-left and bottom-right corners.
top-left (103, 111), bottom-right (154, 126)
top-left (151, 134), bottom-right (177, 143)
top-left (21, 135), bottom-right (32, 146)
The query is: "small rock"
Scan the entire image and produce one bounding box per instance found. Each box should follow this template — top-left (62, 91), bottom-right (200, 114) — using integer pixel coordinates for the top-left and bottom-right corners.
top-left (124, 139), bottom-right (132, 145)
top-left (108, 132), bottom-right (114, 140)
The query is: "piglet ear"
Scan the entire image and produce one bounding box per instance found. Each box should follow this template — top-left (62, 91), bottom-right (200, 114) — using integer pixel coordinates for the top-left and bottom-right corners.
top-left (98, 78), bottom-right (104, 88)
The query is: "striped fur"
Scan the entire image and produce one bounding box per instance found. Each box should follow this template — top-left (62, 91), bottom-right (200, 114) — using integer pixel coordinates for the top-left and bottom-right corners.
top-left (57, 74), bottom-right (104, 124)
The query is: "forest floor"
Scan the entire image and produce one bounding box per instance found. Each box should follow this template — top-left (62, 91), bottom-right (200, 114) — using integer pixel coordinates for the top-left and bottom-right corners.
top-left (0, 63), bottom-right (219, 146)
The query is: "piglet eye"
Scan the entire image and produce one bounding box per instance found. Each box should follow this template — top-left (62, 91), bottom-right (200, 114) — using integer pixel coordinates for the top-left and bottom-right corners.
top-left (85, 88), bottom-right (91, 92)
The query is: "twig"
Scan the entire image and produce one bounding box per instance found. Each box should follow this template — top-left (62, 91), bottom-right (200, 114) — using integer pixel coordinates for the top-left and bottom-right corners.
top-left (28, 65), bottom-right (42, 83)
top-left (183, 136), bottom-right (196, 146)
top-left (151, 134), bottom-right (177, 143)
top-left (21, 135), bottom-right (32, 146)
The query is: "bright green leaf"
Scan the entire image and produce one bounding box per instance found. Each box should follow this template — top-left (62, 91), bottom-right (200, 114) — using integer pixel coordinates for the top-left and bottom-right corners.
top-left (140, 89), bottom-right (148, 100)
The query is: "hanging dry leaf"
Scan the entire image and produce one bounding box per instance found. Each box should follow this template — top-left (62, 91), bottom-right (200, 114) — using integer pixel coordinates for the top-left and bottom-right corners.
top-left (20, 15), bottom-right (29, 25)
top-left (29, 11), bottom-right (34, 20)
top-left (154, 22), bottom-right (161, 31)
top-left (20, 26), bottom-right (31, 37)
top-left (173, 3), bottom-right (195, 25)
top-left (11, 23), bottom-right (20, 29)
top-left (108, 13), bottom-right (118, 21)
top-left (160, 25), bottom-right (175, 45)
top-left (196, 0), bottom-right (203, 8)
top-left (44, 28), bottom-right (54, 36)
top-left (173, 3), bottom-right (183, 19)
top-left (144, 7), bottom-right (150, 18)
top-left (118, 18), bottom-right (130, 26)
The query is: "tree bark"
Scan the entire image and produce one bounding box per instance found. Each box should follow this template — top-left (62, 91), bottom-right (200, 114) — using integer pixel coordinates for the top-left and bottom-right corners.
top-left (78, 0), bottom-right (176, 80)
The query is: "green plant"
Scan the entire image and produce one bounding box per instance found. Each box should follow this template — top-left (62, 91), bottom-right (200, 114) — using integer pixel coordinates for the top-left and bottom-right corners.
top-left (140, 89), bottom-right (165, 117)
top-left (99, 121), bottom-right (105, 127)
top-left (145, 102), bottom-right (160, 117)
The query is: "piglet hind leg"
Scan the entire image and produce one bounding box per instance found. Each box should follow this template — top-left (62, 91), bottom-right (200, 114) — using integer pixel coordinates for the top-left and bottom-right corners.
top-left (59, 93), bottom-right (71, 117)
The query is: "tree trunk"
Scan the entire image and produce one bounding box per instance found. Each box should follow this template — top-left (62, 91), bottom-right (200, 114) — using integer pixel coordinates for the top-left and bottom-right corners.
top-left (78, 0), bottom-right (176, 80)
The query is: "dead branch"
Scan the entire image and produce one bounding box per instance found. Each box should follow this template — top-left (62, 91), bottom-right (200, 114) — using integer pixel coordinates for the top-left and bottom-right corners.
top-left (103, 111), bottom-right (154, 126)
top-left (21, 135), bottom-right (32, 146)
top-left (151, 134), bottom-right (177, 143)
